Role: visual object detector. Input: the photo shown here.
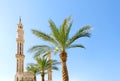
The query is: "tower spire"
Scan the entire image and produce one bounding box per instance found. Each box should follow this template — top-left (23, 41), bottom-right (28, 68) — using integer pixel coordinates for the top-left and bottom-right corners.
top-left (19, 16), bottom-right (21, 23)
top-left (18, 16), bottom-right (23, 29)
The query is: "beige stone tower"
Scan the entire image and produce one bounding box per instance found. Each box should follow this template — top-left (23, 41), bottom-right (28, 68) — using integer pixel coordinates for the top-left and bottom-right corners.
top-left (15, 17), bottom-right (25, 81)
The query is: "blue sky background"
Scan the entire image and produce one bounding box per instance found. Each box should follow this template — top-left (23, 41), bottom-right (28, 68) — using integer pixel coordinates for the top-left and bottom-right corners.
top-left (0, 0), bottom-right (120, 81)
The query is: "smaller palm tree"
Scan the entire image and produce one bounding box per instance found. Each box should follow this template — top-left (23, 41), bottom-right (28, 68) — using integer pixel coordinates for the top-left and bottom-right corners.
top-left (27, 63), bottom-right (39, 81)
top-left (37, 57), bottom-right (59, 81)
top-left (27, 57), bottom-right (60, 81)
top-left (28, 45), bottom-right (59, 81)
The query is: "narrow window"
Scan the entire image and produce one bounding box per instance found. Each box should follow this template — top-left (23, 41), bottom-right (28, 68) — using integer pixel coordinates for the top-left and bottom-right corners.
top-left (20, 43), bottom-right (21, 54)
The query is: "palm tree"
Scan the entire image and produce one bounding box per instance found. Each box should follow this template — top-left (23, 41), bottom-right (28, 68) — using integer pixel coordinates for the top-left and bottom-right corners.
top-left (28, 45), bottom-right (58, 81)
top-left (28, 57), bottom-right (59, 81)
top-left (26, 63), bottom-right (38, 81)
top-left (31, 17), bottom-right (91, 81)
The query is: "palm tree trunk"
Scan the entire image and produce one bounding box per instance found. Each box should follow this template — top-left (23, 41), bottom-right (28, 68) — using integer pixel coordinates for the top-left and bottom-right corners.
top-left (34, 74), bottom-right (36, 81)
top-left (59, 51), bottom-right (69, 81)
top-left (41, 72), bottom-right (45, 81)
top-left (48, 52), bottom-right (52, 81)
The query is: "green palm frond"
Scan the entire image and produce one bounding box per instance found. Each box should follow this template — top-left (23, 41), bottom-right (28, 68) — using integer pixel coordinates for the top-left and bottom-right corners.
top-left (35, 57), bottom-right (47, 71)
top-left (32, 29), bottom-right (58, 45)
top-left (28, 45), bottom-right (51, 53)
top-left (60, 19), bottom-right (66, 43)
top-left (75, 25), bottom-right (91, 38)
top-left (49, 19), bottom-right (63, 49)
top-left (56, 17), bottom-right (72, 49)
top-left (51, 60), bottom-right (61, 65)
top-left (68, 44), bottom-right (85, 49)
top-left (49, 20), bottom-right (60, 42)
top-left (51, 66), bottom-right (59, 70)
top-left (67, 25), bottom-right (91, 46)
top-left (36, 57), bottom-right (59, 71)
top-left (28, 45), bottom-right (54, 58)
top-left (65, 20), bottom-right (73, 41)
top-left (46, 60), bottom-right (60, 71)
top-left (33, 50), bottom-right (46, 58)
top-left (59, 25), bottom-right (65, 48)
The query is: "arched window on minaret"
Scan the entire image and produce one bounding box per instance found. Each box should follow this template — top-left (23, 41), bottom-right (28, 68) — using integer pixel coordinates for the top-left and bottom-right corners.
top-left (18, 43), bottom-right (20, 54)
top-left (21, 44), bottom-right (23, 54)
top-left (22, 60), bottom-right (23, 72)
top-left (17, 43), bottom-right (18, 54)
top-left (20, 43), bottom-right (21, 54)
top-left (17, 60), bottom-right (18, 72)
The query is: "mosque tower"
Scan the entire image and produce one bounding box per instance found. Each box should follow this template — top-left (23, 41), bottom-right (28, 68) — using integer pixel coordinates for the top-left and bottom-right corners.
top-left (15, 17), bottom-right (25, 81)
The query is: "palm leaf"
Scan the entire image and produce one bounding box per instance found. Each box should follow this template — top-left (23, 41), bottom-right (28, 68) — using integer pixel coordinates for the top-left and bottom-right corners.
top-left (59, 25), bottom-right (65, 48)
top-left (67, 26), bottom-right (91, 46)
top-left (32, 29), bottom-right (58, 45)
top-left (57, 17), bottom-right (72, 49)
top-left (33, 50), bottom-right (46, 58)
top-left (49, 20), bottom-right (64, 49)
top-left (65, 20), bottom-right (73, 41)
top-left (28, 45), bottom-right (52, 58)
top-left (51, 60), bottom-right (61, 65)
top-left (68, 44), bottom-right (85, 49)
top-left (49, 19), bottom-right (60, 42)
top-left (28, 45), bottom-right (51, 53)
top-left (51, 66), bottom-right (59, 70)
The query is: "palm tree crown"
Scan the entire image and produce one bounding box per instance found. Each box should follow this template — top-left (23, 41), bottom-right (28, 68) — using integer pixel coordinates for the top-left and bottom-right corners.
top-left (32, 17), bottom-right (91, 51)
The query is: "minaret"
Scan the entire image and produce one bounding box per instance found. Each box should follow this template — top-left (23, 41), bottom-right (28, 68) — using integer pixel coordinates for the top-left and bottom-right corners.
top-left (15, 17), bottom-right (25, 81)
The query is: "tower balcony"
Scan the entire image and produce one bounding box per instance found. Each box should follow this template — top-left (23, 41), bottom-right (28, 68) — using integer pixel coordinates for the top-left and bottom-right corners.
top-left (16, 54), bottom-right (25, 59)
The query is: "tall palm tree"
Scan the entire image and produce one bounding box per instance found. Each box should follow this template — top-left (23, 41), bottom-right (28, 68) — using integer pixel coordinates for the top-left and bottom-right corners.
top-left (31, 17), bottom-right (91, 81)
top-left (28, 57), bottom-right (59, 81)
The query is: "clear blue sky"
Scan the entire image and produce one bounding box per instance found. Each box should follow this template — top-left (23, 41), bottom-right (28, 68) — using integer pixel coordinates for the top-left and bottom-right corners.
top-left (0, 0), bottom-right (120, 81)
